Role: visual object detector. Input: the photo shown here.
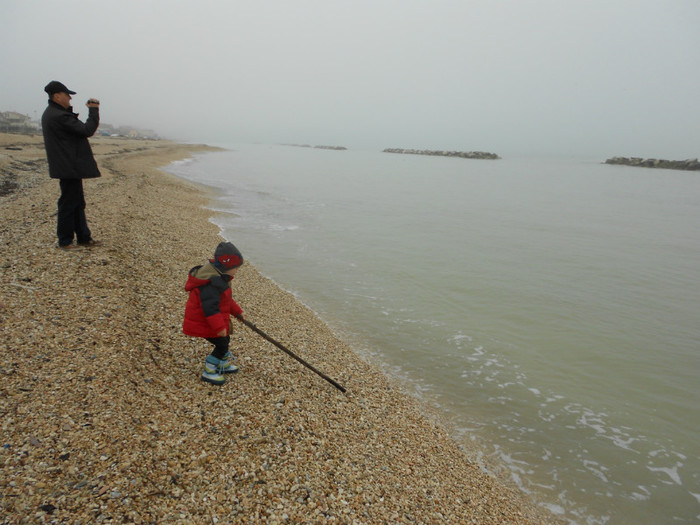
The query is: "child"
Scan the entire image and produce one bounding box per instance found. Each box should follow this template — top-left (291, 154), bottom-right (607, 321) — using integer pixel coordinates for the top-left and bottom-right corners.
top-left (183, 241), bottom-right (245, 385)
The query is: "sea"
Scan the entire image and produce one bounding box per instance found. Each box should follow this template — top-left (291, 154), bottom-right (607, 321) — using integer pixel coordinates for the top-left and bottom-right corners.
top-left (165, 144), bottom-right (700, 524)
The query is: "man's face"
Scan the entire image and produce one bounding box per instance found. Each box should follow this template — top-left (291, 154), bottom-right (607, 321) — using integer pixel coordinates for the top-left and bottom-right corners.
top-left (53, 91), bottom-right (72, 109)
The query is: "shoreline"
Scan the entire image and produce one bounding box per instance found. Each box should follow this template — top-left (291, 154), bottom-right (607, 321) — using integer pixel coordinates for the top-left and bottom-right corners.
top-left (0, 133), bottom-right (557, 523)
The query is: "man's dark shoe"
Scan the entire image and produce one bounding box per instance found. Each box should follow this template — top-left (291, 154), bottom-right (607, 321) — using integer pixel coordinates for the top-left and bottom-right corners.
top-left (57, 243), bottom-right (81, 250)
top-left (78, 239), bottom-right (102, 247)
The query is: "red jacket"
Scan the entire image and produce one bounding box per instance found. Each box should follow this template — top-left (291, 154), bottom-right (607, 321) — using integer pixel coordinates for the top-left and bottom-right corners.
top-left (183, 263), bottom-right (243, 338)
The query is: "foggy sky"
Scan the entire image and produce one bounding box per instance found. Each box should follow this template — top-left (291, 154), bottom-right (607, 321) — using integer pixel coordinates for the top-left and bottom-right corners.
top-left (2, 0), bottom-right (699, 158)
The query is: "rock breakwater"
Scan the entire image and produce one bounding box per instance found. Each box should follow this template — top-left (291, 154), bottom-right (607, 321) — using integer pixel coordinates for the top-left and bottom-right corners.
top-left (314, 145), bottom-right (347, 150)
top-left (383, 148), bottom-right (500, 160)
top-left (282, 143), bottom-right (347, 150)
top-left (604, 156), bottom-right (700, 171)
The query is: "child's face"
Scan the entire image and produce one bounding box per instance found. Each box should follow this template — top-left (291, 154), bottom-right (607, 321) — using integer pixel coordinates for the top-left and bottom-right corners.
top-left (225, 267), bottom-right (238, 277)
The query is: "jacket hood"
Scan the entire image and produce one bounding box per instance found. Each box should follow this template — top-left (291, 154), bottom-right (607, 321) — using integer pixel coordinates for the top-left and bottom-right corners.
top-left (192, 262), bottom-right (222, 280)
top-left (185, 262), bottom-right (231, 291)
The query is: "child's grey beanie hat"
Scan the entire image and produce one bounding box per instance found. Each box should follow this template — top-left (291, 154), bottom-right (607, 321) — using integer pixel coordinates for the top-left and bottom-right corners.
top-left (212, 241), bottom-right (243, 270)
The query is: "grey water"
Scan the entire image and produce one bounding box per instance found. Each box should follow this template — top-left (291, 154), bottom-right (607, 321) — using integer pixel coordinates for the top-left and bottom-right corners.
top-left (166, 144), bottom-right (700, 524)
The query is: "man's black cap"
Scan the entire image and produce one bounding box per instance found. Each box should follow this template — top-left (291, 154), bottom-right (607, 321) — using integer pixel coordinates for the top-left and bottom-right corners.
top-left (44, 80), bottom-right (76, 95)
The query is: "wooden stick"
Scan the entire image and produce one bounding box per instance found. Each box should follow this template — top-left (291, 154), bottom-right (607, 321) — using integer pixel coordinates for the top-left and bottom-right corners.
top-left (240, 319), bottom-right (346, 393)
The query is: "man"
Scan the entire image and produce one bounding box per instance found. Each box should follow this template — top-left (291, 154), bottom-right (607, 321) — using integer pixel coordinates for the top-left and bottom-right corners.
top-left (41, 80), bottom-right (102, 249)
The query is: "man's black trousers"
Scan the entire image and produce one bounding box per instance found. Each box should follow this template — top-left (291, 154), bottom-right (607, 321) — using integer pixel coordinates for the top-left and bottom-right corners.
top-left (57, 178), bottom-right (92, 246)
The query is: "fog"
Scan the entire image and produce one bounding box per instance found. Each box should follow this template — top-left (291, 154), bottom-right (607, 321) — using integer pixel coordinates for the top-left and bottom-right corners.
top-left (2, 0), bottom-right (699, 158)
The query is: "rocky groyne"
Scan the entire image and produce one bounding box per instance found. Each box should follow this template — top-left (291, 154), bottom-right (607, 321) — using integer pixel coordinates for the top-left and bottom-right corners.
top-left (604, 157), bottom-right (700, 171)
top-left (314, 145), bottom-right (347, 150)
top-left (383, 148), bottom-right (500, 160)
top-left (282, 143), bottom-right (347, 150)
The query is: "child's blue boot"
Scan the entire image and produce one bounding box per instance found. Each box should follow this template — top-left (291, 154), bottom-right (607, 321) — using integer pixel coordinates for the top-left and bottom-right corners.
top-left (201, 355), bottom-right (226, 385)
top-left (220, 352), bottom-right (239, 374)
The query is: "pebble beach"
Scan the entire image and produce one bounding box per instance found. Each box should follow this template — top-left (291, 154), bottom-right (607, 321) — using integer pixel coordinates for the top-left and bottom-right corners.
top-left (0, 134), bottom-right (557, 524)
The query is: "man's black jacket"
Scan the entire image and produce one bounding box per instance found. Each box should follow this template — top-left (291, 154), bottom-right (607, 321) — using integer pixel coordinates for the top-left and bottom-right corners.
top-left (41, 100), bottom-right (101, 180)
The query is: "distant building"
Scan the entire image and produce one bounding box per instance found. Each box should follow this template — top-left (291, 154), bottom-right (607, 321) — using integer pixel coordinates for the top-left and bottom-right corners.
top-left (0, 109), bottom-right (159, 139)
top-left (0, 111), bottom-right (39, 133)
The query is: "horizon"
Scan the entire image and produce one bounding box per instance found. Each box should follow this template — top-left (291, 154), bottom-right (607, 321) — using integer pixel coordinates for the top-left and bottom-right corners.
top-left (0, 118), bottom-right (696, 163)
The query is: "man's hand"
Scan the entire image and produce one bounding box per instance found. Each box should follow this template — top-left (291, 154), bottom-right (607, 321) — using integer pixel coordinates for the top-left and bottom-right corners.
top-left (217, 329), bottom-right (227, 337)
top-left (86, 99), bottom-right (100, 108)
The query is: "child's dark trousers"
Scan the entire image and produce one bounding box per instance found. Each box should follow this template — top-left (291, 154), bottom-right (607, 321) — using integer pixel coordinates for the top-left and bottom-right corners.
top-left (206, 336), bottom-right (230, 359)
